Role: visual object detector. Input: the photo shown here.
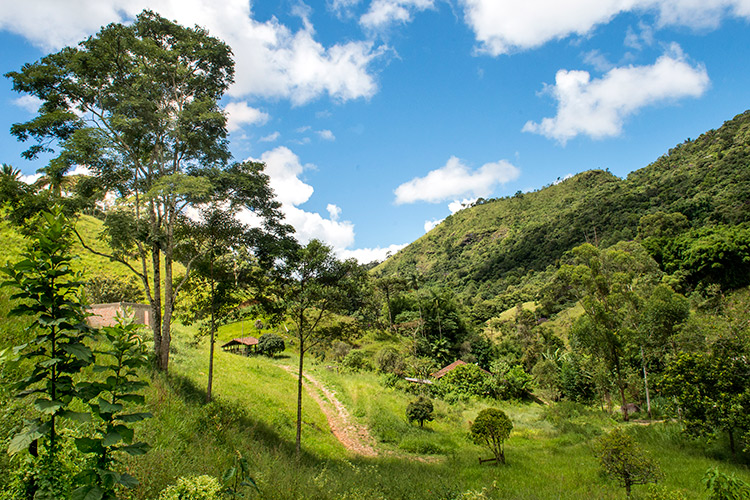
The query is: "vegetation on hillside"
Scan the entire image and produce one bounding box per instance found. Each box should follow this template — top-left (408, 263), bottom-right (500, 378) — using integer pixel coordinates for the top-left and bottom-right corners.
top-left (1, 8), bottom-right (749, 500)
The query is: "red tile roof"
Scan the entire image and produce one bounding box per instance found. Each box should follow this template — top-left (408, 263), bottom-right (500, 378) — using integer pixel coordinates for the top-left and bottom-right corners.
top-left (221, 336), bottom-right (259, 348)
top-left (430, 360), bottom-right (467, 379)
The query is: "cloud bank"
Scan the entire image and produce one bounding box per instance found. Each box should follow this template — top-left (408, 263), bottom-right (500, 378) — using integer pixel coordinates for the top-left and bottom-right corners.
top-left (0, 0), bottom-right (384, 106)
top-left (394, 156), bottom-right (520, 204)
top-left (460, 0), bottom-right (750, 56)
top-left (523, 46), bottom-right (710, 143)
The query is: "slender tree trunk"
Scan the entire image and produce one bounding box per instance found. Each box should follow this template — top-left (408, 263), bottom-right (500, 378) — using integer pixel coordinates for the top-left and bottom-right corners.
top-left (151, 245), bottom-right (163, 364)
top-left (641, 346), bottom-right (652, 419)
top-left (207, 241), bottom-right (215, 403)
top-left (160, 201), bottom-right (176, 373)
top-left (296, 338), bottom-right (305, 458)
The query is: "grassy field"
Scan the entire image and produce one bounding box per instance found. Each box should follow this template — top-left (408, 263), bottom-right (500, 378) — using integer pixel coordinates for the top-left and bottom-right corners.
top-left (112, 319), bottom-right (750, 500)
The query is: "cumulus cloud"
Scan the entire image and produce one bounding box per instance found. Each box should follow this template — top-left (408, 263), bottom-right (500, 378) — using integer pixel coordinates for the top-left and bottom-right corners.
top-left (394, 156), bottom-right (520, 205)
top-left (256, 146), bottom-right (355, 249)
top-left (339, 243), bottom-right (408, 263)
top-left (0, 0), bottom-right (384, 105)
top-left (13, 95), bottom-right (42, 113)
top-left (523, 46), bottom-right (710, 143)
top-left (224, 101), bottom-right (269, 132)
top-left (360, 0), bottom-right (435, 30)
top-left (460, 0), bottom-right (750, 55)
top-left (259, 132), bottom-right (281, 143)
top-left (424, 218), bottom-right (443, 232)
top-left (317, 129), bottom-right (336, 141)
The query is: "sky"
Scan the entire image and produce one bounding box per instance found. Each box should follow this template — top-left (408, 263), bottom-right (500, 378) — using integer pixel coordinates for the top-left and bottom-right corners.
top-left (1, 0), bottom-right (749, 263)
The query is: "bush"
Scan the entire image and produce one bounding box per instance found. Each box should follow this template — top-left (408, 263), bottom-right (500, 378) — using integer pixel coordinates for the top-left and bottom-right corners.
top-left (470, 408), bottom-right (513, 464)
top-left (595, 428), bottom-right (662, 496)
top-left (492, 362), bottom-right (534, 400)
top-left (439, 363), bottom-right (492, 397)
top-left (341, 350), bottom-right (371, 372)
top-left (406, 396), bottom-right (434, 427)
top-left (85, 274), bottom-right (143, 303)
top-left (257, 333), bottom-right (285, 357)
top-left (158, 475), bottom-right (222, 500)
top-left (375, 347), bottom-right (404, 374)
top-left (704, 467), bottom-right (750, 500)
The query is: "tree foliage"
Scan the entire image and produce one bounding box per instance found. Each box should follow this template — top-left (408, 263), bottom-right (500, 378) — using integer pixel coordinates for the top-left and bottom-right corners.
top-left (470, 408), bottom-right (513, 464)
top-left (406, 396), bottom-right (434, 427)
top-left (1, 210), bottom-right (93, 463)
top-left (257, 333), bottom-right (285, 357)
top-left (660, 340), bottom-right (750, 454)
top-left (6, 10), bottom-right (288, 373)
top-left (596, 428), bottom-right (663, 496)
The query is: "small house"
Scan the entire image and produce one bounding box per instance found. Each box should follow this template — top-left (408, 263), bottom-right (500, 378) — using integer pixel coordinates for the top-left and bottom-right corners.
top-left (221, 337), bottom-right (259, 356)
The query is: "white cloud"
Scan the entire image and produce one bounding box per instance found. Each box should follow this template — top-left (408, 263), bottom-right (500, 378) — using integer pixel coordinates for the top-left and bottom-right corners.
top-left (523, 47), bottom-right (710, 143)
top-left (259, 132), bottom-right (281, 143)
top-left (257, 146), bottom-right (355, 249)
top-left (224, 101), bottom-right (269, 132)
top-left (460, 0), bottom-right (750, 55)
top-left (448, 198), bottom-right (477, 214)
top-left (394, 156), bottom-right (520, 205)
top-left (317, 129), bottom-right (336, 141)
top-left (13, 95), bottom-right (42, 113)
top-left (0, 0), bottom-right (384, 105)
top-left (339, 243), bottom-right (408, 263)
top-left (424, 218), bottom-right (443, 232)
top-left (20, 173), bottom-right (42, 185)
top-left (327, 203), bottom-right (342, 220)
top-left (361, 0), bottom-right (434, 30)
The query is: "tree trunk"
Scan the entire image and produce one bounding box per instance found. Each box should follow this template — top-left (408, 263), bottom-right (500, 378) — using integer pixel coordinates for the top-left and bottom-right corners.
top-left (641, 346), bottom-right (652, 419)
top-left (207, 242), bottom-right (215, 403)
top-left (150, 245), bottom-right (163, 368)
top-left (296, 339), bottom-right (305, 458)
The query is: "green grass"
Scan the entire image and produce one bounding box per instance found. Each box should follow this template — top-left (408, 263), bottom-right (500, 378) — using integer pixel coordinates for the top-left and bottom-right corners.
top-left (125, 327), bottom-right (750, 500)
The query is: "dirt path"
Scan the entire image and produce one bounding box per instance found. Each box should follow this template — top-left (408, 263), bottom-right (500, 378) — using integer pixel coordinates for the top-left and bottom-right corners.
top-left (280, 366), bottom-right (378, 457)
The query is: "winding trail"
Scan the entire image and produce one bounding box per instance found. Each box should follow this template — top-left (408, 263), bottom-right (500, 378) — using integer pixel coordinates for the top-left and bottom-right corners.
top-left (280, 365), bottom-right (378, 457)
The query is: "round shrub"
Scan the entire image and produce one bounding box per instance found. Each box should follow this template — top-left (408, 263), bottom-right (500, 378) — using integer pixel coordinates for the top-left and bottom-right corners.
top-left (257, 333), bottom-right (285, 357)
top-left (341, 350), bottom-right (371, 372)
top-left (406, 396), bottom-right (434, 427)
top-left (158, 475), bottom-right (222, 500)
top-left (470, 408), bottom-right (513, 464)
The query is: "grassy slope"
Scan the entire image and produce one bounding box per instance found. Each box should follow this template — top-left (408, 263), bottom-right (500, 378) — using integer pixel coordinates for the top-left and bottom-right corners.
top-left (122, 326), bottom-right (750, 500)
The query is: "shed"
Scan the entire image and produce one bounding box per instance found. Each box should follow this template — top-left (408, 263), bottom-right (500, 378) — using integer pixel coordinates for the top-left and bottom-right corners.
top-left (221, 336), bottom-right (259, 356)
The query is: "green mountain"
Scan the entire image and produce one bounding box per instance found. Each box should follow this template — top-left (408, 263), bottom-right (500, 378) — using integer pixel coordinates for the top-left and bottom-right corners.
top-left (375, 110), bottom-right (750, 303)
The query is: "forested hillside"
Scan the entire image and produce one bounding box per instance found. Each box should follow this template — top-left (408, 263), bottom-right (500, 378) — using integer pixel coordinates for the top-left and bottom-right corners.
top-left (375, 110), bottom-right (750, 306)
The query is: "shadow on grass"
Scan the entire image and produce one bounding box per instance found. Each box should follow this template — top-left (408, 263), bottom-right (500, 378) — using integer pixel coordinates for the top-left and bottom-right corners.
top-left (156, 370), bottom-right (326, 465)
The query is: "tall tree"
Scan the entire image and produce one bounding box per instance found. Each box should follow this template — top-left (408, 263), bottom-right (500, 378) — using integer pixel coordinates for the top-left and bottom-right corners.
top-left (561, 241), bottom-right (660, 420)
top-left (281, 240), bottom-right (365, 456)
top-left (6, 11), bottom-right (284, 371)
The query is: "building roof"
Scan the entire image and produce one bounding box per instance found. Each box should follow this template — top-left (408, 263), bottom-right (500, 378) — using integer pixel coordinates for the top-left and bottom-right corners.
top-left (431, 360), bottom-right (467, 379)
top-left (430, 359), bottom-right (492, 379)
top-left (221, 336), bottom-right (259, 348)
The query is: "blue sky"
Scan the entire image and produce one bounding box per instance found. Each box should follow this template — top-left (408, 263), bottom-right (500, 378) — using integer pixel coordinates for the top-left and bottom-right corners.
top-left (1, 1), bottom-right (749, 262)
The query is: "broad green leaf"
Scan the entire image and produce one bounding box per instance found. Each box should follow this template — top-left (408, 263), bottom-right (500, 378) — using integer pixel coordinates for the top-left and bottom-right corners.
top-left (102, 431), bottom-right (122, 447)
top-left (70, 485), bottom-right (104, 500)
top-left (75, 437), bottom-right (104, 454)
top-left (118, 412), bottom-right (153, 423)
top-left (60, 410), bottom-right (91, 423)
top-left (34, 398), bottom-right (63, 414)
top-left (8, 428), bottom-right (43, 455)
